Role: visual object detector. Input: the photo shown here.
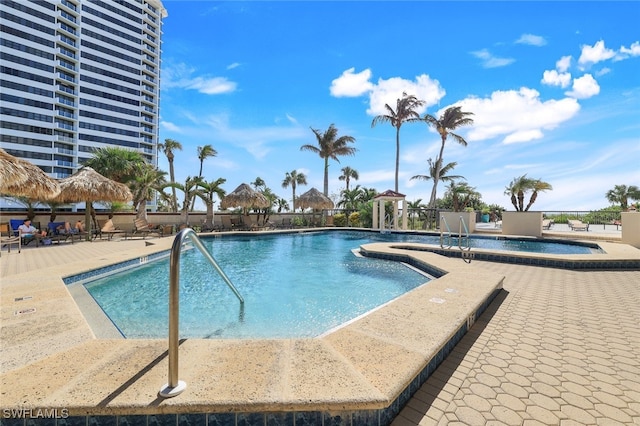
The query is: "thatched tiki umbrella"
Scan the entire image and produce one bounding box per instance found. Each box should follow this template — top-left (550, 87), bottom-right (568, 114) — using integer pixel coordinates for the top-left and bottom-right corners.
top-left (0, 148), bottom-right (61, 199)
top-left (55, 167), bottom-right (132, 240)
top-left (220, 183), bottom-right (270, 223)
top-left (297, 187), bottom-right (334, 226)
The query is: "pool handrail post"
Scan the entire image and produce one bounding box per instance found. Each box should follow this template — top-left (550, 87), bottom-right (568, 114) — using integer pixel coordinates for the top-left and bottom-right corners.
top-left (440, 215), bottom-right (453, 248)
top-left (458, 215), bottom-right (470, 250)
top-left (159, 228), bottom-right (244, 398)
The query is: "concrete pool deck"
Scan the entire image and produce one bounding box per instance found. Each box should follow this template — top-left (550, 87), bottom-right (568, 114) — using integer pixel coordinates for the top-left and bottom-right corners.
top-left (1, 229), bottom-right (640, 424)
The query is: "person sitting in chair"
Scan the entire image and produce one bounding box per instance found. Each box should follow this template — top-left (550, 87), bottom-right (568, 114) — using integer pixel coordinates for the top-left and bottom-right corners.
top-left (18, 219), bottom-right (47, 238)
top-left (58, 220), bottom-right (85, 234)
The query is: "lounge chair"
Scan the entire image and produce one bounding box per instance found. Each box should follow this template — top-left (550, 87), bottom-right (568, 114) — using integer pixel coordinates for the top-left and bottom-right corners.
top-left (542, 219), bottom-right (553, 230)
top-left (45, 222), bottom-right (77, 245)
top-left (10, 219), bottom-right (44, 247)
top-left (97, 219), bottom-right (126, 240)
top-left (131, 218), bottom-right (161, 239)
top-left (1, 222), bottom-right (21, 254)
top-left (568, 219), bottom-right (589, 231)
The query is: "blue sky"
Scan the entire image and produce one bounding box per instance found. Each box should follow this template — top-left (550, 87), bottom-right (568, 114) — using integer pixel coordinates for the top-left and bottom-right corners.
top-left (158, 1), bottom-right (640, 211)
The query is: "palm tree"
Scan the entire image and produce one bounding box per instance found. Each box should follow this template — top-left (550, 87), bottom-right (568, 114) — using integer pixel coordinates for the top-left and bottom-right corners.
top-left (300, 124), bottom-right (357, 196)
top-left (337, 185), bottom-right (359, 210)
top-left (85, 146), bottom-right (144, 183)
top-left (606, 184), bottom-right (640, 210)
top-left (197, 144), bottom-right (217, 177)
top-left (423, 106), bottom-right (474, 208)
top-left (282, 170), bottom-right (308, 211)
top-left (338, 166), bottom-right (359, 191)
top-left (178, 176), bottom-right (205, 225)
top-left (504, 175), bottom-right (552, 211)
top-left (445, 181), bottom-right (481, 212)
top-left (411, 158), bottom-right (464, 185)
top-left (371, 93), bottom-right (425, 192)
top-left (128, 163), bottom-right (169, 220)
top-left (275, 198), bottom-right (290, 213)
top-left (195, 178), bottom-right (226, 230)
top-left (158, 138), bottom-right (183, 212)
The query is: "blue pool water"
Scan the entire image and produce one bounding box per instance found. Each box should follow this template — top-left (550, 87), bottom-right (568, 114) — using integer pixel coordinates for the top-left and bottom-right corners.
top-left (84, 230), bottom-right (599, 339)
top-left (85, 231), bottom-right (432, 339)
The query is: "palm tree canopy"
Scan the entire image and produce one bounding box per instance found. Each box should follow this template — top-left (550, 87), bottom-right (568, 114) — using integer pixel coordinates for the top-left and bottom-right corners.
top-left (159, 138), bottom-right (183, 160)
top-left (504, 175), bottom-right (552, 211)
top-left (301, 124), bottom-right (357, 162)
top-left (197, 144), bottom-right (218, 176)
top-left (411, 159), bottom-right (464, 183)
top-left (300, 124), bottom-right (356, 195)
top-left (423, 106), bottom-right (474, 146)
top-left (606, 184), bottom-right (640, 209)
top-left (371, 93), bottom-right (425, 129)
top-left (84, 146), bottom-right (144, 183)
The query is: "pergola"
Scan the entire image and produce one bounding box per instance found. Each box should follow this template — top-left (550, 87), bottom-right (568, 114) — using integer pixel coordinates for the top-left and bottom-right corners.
top-left (372, 189), bottom-right (408, 231)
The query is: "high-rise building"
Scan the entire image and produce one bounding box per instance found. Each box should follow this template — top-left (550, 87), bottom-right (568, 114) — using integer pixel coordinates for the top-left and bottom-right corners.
top-left (0, 0), bottom-right (167, 209)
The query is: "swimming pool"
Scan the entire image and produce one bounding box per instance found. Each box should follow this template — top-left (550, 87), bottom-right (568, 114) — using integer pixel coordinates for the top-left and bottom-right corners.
top-left (82, 230), bottom-right (604, 340)
top-left (85, 231), bottom-right (433, 339)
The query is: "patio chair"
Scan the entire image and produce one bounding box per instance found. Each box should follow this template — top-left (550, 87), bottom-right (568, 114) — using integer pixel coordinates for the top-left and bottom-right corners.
top-left (568, 219), bottom-right (589, 231)
top-left (97, 219), bottom-right (126, 240)
top-left (1, 222), bottom-right (21, 254)
top-left (132, 218), bottom-right (161, 239)
top-left (542, 219), bottom-right (553, 230)
top-left (10, 219), bottom-right (44, 247)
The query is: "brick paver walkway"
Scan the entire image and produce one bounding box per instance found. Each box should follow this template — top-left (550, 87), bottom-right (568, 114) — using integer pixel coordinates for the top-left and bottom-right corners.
top-left (393, 261), bottom-right (640, 425)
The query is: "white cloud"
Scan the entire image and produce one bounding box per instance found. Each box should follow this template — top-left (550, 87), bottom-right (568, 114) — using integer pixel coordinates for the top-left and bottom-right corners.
top-left (617, 41), bottom-right (640, 59)
top-left (160, 121), bottom-right (181, 132)
top-left (161, 62), bottom-right (237, 95)
top-left (565, 74), bottom-right (600, 99)
top-left (226, 62), bottom-right (241, 70)
top-left (471, 49), bottom-right (516, 68)
top-left (556, 56), bottom-right (572, 72)
top-left (542, 70), bottom-right (571, 88)
top-left (459, 87), bottom-right (581, 144)
top-left (578, 40), bottom-right (615, 65)
top-left (330, 69), bottom-right (446, 117)
top-left (516, 34), bottom-right (547, 46)
top-left (367, 74), bottom-right (446, 116)
top-left (186, 76), bottom-right (236, 94)
top-left (330, 68), bottom-right (374, 97)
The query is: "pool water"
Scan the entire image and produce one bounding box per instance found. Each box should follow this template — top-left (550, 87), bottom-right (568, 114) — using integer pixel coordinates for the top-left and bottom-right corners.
top-left (85, 232), bottom-right (432, 339)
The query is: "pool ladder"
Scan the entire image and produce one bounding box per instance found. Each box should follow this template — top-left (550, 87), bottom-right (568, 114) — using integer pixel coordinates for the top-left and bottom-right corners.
top-left (440, 215), bottom-right (473, 263)
top-left (159, 228), bottom-right (244, 398)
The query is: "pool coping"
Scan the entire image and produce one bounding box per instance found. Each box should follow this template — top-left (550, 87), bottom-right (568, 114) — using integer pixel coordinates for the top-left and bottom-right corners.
top-left (2, 229), bottom-right (639, 424)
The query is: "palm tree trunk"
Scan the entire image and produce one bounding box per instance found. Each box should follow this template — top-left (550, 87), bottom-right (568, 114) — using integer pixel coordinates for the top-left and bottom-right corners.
top-left (323, 157), bottom-right (329, 196)
top-left (395, 127), bottom-right (400, 192)
top-left (136, 200), bottom-right (148, 220)
top-left (428, 138), bottom-right (447, 208)
top-left (169, 159), bottom-right (177, 212)
top-left (524, 191), bottom-right (538, 211)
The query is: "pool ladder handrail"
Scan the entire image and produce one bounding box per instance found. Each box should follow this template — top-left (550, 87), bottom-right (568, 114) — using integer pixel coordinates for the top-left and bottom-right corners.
top-left (159, 228), bottom-right (244, 398)
top-left (440, 215), bottom-right (453, 249)
top-left (440, 215), bottom-right (472, 263)
top-left (458, 216), bottom-right (472, 263)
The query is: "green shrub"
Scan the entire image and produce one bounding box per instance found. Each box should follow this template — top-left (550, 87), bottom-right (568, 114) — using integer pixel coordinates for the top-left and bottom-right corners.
top-left (333, 213), bottom-right (347, 226)
top-left (349, 212), bottom-right (360, 227)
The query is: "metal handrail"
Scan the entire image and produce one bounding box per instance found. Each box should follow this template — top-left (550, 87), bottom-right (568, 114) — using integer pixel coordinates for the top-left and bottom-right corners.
top-left (458, 216), bottom-right (470, 250)
top-left (440, 215), bottom-right (453, 248)
top-left (458, 216), bottom-right (472, 263)
top-left (159, 228), bottom-right (244, 398)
